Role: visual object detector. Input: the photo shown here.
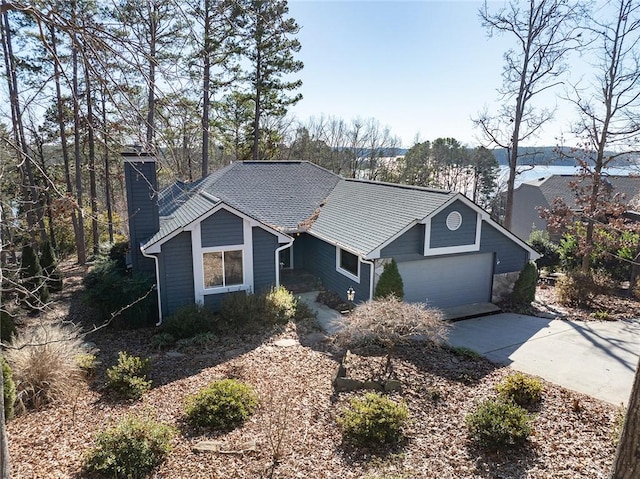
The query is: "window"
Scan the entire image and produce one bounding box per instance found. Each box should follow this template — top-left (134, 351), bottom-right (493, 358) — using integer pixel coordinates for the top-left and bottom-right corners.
top-left (337, 248), bottom-right (359, 281)
top-left (203, 250), bottom-right (243, 288)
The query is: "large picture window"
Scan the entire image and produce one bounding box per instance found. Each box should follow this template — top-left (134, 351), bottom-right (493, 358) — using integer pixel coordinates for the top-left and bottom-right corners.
top-left (203, 250), bottom-right (243, 288)
top-left (337, 247), bottom-right (360, 281)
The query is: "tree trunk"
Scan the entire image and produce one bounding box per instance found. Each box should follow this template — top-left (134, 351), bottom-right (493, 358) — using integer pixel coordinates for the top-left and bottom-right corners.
top-left (146, 1), bottom-right (157, 151)
top-left (101, 88), bottom-right (114, 243)
top-left (611, 357), bottom-right (640, 478)
top-left (51, 24), bottom-right (83, 261)
top-left (201, 0), bottom-right (211, 177)
top-left (84, 57), bottom-right (99, 256)
top-left (1, 5), bottom-right (47, 245)
top-left (252, 44), bottom-right (261, 161)
top-left (71, 2), bottom-right (87, 264)
top-left (0, 141), bottom-right (11, 478)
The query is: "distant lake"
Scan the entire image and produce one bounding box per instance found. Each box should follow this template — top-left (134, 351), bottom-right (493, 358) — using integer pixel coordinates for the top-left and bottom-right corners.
top-left (500, 165), bottom-right (639, 188)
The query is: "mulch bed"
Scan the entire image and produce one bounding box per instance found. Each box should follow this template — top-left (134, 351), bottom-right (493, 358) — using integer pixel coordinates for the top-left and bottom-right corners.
top-left (5, 261), bottom-right (624, 478)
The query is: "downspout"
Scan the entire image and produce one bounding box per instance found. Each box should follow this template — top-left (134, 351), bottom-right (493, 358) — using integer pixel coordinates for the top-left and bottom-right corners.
top-left (141, 246), bottom-right (163, 326)
top-left (275, 237), bottom-right (295, 288)
top-left (360, 257), bottom-right (375, 301)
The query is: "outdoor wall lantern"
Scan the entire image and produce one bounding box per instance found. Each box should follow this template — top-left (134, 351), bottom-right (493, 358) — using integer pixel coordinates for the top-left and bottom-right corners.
top-left (347, 286), bottom-right (355, 314)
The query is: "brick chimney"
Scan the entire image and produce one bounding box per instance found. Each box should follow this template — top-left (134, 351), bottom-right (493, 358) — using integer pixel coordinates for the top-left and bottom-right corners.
top-left (123, 151), bottom-right (159, 276)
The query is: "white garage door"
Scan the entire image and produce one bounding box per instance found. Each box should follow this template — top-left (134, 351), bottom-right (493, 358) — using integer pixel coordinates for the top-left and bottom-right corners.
top-left (398, 253), bottom-right (493, 308)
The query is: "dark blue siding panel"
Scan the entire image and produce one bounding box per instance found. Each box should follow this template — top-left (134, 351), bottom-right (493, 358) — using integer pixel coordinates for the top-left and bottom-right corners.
top-left (303, 235), bottom-right (371, 303)
top-left (124, 160), bottom-right (159, 276)
top-left (158, 231), bottom-right (195, 317)
top-left (201, 209), bottom-right (243, 247)
top-left (479, 222), bottom-right (529, 274)
top-left (252, 227), bottom-right (278, 294)
top-left (203, 290), bottom-right (245, 311)
top-left (430, 201), bottom-right (477, 248)
top-left (293, 234), bottom-right (310, 270)
top-left (380, 224), bottom-right (424, 261)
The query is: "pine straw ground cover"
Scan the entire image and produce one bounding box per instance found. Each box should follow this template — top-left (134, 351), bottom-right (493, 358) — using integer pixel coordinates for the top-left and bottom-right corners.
top-left (7, 261), bottom-right (620, 478)
top-left (8, 324), bottom-right (620, 478)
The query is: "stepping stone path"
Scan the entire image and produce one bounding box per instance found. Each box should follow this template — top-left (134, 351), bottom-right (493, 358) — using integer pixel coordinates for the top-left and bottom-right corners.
top-left (273, 338), bottom-right (298, 348)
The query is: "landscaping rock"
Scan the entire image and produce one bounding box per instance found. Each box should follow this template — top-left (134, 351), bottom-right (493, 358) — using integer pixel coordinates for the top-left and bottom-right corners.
top-left (334, 377), bottom-right (364, 392)
top-left (274, 338), bottom-right (298, 348)
top-left (384, 379), bottom-right (402, 392)
top-left (166, 351), bottom-right (186, 358)
top-left (193, 439), bottom-right (258, 454)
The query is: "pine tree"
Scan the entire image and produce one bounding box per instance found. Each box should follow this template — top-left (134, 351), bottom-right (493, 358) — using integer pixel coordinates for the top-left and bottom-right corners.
top-left (40, 239), bottom-right (63, 292)
top-left (240, 0), bottom-right (303, 160)
top-left (374, 259), bottom-right (404, 300)
top-left (20, 244), bottom-right (50, 309)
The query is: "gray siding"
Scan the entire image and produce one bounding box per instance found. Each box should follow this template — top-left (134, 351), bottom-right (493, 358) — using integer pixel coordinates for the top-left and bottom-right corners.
top-left (124, 159), bottom-right (159, 276)
top-left (380, 224), bottom-right (425, 261)
top-left (158, 231), bottom-right (195, 317)
top-left (201, 209), bottom-right (243, 247)
top-left (252, 227), bottom-right (278, 294)
top-left (430, 201), bottom-right (477, 248)
top-left (203, 290), bottom-right (245, 311)
top-left (511, 185), bottom-right (549, 241)
top-left (303, 234), bottom-right (371, 303)
top-left (479, 222), bottom-right (529, 274)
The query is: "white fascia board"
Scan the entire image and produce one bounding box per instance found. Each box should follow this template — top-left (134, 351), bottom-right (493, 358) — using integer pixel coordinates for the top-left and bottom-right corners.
top-left (142, 201), bottom-right (291, 254)
top-left (419, 193), bottom-right (490, 225)
top-left (364, 219), bottom-right (420, 260)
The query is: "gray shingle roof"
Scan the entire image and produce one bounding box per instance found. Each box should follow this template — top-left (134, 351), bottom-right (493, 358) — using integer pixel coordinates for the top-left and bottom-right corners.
top-left (145, 161), bottom-right (457, 255)
top-left (309, 179), bottom-right (455, 256)
top-left (524, 174), bottom-right (640, 209)
top-left (196, 161), bottom-right (341, 231)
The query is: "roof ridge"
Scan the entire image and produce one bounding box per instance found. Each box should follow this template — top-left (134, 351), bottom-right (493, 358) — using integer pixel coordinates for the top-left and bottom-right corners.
top-left (343, 177), bottom-right (452, 194)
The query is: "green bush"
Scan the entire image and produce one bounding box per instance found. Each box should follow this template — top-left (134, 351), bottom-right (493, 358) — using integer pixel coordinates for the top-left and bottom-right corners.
top-left (511, 262), bottom-right (537, 306)
top-left (84, 415), bottom-right (174, 479)
top-left (20, 244), bottom-right (50, 309)
top-left (39, 239), bottom-right (63, 293)
top-left (219, 288), bottom-right (300, 332)
top-left (528, 230), bottom-right (560, 271)
top-left (106, 352), bottom-right (152, 400)
top-left (555, 271), bottom-right (596, 307)
top-left (150, 333), bottom-right (176, 349)
top-left (558, 234), bottom-right (582, 272)
top-left (160, 304), bottom-right (217, 340)
top-left (83, 259), bottom-right (156, 328)
top-left (0, 311), bottom-right (17, 343)
top-left (2, 357), bottom-right (15, 421)
top-left (185, 379), bottom-right (257, 431)
top-left (495, 372), bottom-right (543, 408)
top-left (108, 241), bottom-right (130, 274)
top-left (75, 353), bottom-right (99, 378)
top-left (374, 259), bottom-right (404, 300)
top-left (466, 398), bottom-right (533, 450)
top-left (338, 392), bottom-right (409, 449)
top-left (265, 286), bottom-right (297, 322)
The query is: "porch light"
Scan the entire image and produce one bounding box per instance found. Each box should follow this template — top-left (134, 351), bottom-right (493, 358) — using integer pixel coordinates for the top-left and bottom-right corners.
top-left (347, 287), bottom-right (355, 302)
top-left (347, 286), bottom-right (355, 314)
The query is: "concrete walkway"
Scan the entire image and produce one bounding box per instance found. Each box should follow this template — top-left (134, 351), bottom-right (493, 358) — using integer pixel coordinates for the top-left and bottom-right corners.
top-left (297, 292), bottom-right (639, 405)
top-left (448, 313), bottom-right (640, 405)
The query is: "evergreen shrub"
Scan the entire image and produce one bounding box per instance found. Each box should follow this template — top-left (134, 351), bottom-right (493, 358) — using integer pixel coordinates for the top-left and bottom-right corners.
top-left (374, 259), bottom-right (404, 300)
top-left (106, 352), bottom-right (152, 400)
top-left (466, 398), bottom-right (532, 450)
top-left (185, 379), bottom-right (257, 431)
top-left (511, 262), bottom-right (537, 306)
top-left (338, 392), bottom-right (409, 449)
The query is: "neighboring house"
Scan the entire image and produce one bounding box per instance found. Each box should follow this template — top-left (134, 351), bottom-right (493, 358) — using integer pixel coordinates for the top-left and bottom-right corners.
top-left (508, 174), bottom-right (640, 241)
top-left (124, 152), bottom-right (538, 322)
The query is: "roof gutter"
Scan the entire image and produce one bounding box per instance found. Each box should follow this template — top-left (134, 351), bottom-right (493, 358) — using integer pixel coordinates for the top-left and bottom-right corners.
top-left (275, 237), bottom-right (295, 288)
top-left (140, 246), bottom-right (163, 327)
top-left (360, 257), bottom-right (375, 301)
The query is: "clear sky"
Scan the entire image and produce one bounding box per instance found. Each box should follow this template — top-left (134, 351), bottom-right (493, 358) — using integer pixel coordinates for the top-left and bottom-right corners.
top-left (287, 0), bottom-right (582, 149)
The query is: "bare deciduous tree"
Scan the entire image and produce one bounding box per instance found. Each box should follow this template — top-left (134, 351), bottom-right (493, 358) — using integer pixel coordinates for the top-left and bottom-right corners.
top-left (474, 0), bottom-right (583, 230)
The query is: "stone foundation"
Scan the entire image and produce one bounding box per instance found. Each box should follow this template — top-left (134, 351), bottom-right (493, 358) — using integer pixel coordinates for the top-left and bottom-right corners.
top-left (492, 271), bottom-right (520, 303)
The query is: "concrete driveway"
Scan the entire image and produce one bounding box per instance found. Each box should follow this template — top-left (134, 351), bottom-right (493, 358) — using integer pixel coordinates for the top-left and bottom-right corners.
top-left (447, 313), bottom-right (640, 405)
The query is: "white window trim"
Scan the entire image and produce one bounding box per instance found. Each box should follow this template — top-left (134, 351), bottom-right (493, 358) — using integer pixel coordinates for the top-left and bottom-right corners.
top-left (336, 247), bottom-right (361, 283)
top-left (202, 246), bottom-right (245, 292)
top-left (192, 220), bottom-right (254, 303)
top-left (423, 211), bottom-right (482, 256)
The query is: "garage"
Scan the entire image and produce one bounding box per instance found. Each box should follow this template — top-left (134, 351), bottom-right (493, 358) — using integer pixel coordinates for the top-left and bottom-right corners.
top-left (398, 253), bottom-right (494, 308)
